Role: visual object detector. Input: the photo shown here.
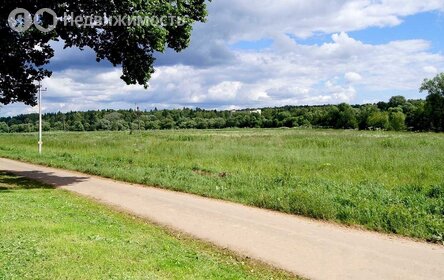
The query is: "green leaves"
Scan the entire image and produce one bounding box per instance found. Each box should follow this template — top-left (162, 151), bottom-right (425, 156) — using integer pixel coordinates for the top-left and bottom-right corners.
top-left (420, 73), bottom-right (444, 131)
top-left (0, 0), bottom-right (209, 105)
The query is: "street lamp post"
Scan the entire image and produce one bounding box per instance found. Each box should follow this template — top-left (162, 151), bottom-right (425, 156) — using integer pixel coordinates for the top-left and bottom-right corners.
top-left (38, 82), bottom-right (47, 155)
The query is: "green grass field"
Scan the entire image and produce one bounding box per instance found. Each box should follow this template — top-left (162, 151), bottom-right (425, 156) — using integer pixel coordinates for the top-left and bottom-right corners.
top-left (0, 172), bottom-right (295, 279)
top-left (0, 129), bottom-right (443, 243)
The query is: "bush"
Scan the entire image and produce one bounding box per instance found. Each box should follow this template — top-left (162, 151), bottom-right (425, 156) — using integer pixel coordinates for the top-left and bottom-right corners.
top-left (71, 121), bottom-right (84, 131)
top-left (388, 109), bottom-right (406, 131)
top-left (367, 111), bottom-right (389, 130)
top-left (0, 122), bottom-right (9, 133)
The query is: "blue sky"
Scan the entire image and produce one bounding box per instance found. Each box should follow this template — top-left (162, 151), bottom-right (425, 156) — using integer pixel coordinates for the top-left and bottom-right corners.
top-left (285, 11), bottom-right (444, 50)
top-left (351, 12), bottom-right (444, 52)
top-left (2, 1), bottom-right (444, 116)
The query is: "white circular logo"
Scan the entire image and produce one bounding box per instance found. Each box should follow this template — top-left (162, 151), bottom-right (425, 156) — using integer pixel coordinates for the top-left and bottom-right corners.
top-left (34, 8), bottom-right (58, 33)
top-left (8, 8), bottom-right (33, 33)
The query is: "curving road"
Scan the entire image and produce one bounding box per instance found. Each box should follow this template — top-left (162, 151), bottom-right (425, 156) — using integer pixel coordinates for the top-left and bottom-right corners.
top-left (1, 157), bottom-right (443, 280)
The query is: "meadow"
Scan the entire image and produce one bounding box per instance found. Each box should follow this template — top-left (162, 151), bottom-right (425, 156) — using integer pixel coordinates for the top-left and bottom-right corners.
top-left (0, 129), bottom-right (443, 243)
top-left (0, 172), bottom-right (295, 279)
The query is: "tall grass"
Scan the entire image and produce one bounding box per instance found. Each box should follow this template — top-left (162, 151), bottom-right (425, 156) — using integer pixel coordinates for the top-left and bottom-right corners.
top-left (0, 129), bottom-right (443, 242)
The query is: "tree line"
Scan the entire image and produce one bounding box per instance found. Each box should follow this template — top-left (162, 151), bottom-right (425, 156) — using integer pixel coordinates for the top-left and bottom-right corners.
top-left (1, 74), bottom-right (443, 133)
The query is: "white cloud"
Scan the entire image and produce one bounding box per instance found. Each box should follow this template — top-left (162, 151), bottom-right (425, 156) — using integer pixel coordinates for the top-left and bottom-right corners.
top-left (2, 0), bottom-right (444, 116)
top-left (423, 65), bottom-right (439, 74)
top-left (2, 30), bottom-right (442, 116)
top-left (345, 72), bottom-right (363, 82)
top-left (208, 81), bottom-right (243, 102)
top-left (325, 80), bottom-right (357, 102)
top-left (199, 0), bottom-right (444, 40)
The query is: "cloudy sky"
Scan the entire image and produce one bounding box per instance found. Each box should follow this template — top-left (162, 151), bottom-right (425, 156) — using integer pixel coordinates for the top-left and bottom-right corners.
top-left (2, 0), bottom-right (444, 116)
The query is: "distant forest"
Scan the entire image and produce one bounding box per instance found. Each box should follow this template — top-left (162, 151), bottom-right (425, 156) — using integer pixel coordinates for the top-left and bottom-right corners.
top-left (0, 95), bottom-right (443, 133)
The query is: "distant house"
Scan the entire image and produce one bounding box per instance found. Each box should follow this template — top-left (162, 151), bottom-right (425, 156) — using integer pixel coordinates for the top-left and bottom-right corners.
top-left (230, 109), bottom-right (262, 115)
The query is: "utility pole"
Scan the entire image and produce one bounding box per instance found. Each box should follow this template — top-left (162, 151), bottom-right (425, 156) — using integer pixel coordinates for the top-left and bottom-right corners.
top-left (38, 82), bottom-right (47, 155)
top-left (136, 103), bottom-right (141, 130)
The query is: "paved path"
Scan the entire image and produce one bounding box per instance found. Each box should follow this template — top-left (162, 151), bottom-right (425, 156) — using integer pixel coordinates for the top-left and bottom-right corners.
top-left (1, 157), bottom-right (443, 280)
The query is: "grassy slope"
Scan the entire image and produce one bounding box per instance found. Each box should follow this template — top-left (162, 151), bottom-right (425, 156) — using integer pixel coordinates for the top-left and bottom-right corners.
top-left (0, 129), bottom-right (443, 242)
top-left (0, 172), bottom-right (295, 280)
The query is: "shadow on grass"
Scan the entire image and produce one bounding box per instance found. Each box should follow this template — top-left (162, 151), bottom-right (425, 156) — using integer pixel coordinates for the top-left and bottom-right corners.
top-left (0, 170), bottom-right (89, 191)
